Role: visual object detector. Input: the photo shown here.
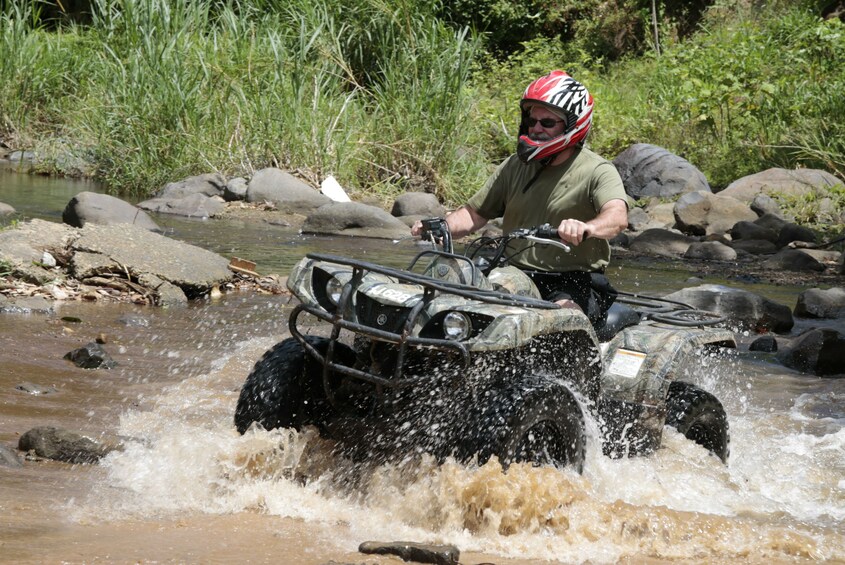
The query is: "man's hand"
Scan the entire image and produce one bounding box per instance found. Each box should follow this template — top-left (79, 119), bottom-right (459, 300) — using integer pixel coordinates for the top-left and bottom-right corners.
top-left (556, 218), bottom-right (591, 246)
top-left (410, 220), bottom-right (424, 237)
top-left (556, 199), bottom-right (628, 245)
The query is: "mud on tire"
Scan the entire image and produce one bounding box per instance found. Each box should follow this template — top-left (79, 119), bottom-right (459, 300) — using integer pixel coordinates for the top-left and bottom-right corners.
top-left (234, 336), bottom-right (355, 434)
top-left (456, 376), bottom-right (586, 472)
top-left (665, 381), bottom-right (729, 463)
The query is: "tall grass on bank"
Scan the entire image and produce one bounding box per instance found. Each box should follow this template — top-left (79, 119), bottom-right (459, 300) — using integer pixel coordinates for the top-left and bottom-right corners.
top-left (0, 0), bottom-right (483, 201)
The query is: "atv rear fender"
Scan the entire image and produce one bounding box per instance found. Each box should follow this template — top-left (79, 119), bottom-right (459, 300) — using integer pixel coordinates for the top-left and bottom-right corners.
top-left (599, 322), bottom-right (735, 457)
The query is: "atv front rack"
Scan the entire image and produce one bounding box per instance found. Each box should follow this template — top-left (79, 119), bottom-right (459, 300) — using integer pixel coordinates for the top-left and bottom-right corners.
top-left (290, 252), bottom-right (560, 400)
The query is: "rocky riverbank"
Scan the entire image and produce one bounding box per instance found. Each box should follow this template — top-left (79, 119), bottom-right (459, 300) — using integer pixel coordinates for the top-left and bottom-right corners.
top-left (1, 144), bottom-right (844, 375)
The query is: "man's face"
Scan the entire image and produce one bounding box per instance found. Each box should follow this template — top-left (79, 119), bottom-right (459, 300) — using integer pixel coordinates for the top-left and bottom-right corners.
top-left (525, 105), bottom-right (567, 141)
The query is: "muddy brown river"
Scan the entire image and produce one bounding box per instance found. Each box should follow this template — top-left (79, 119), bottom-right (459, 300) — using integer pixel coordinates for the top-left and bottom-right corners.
top-left (1, 172), bottom-right (844, 564)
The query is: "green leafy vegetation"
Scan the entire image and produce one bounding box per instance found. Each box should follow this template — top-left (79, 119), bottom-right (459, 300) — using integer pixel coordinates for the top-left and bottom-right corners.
top-left (774, 183), bottom-right (845, 239)
top-left (0, 0), bottom-right (843, 214)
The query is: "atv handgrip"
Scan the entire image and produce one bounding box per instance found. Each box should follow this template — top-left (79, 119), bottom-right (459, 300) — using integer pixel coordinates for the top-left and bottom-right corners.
top-left (534, 223), bottom-right (558, 239)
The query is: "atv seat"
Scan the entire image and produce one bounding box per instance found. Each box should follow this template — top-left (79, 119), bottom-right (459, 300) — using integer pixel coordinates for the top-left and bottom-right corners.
top-left (595, 301), bottom-right (642, 342)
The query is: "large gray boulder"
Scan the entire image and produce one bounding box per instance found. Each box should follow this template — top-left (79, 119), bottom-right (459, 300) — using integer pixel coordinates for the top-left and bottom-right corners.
top-left (748, 213), bottom-right (816, 248)
top-left (750, 193), bottom-right (782, 217)
top-left (612, 144), bottom-right (711, 200)
top-left (391, 192), bottom-right (446, 218)
top-left (628, 228), bottom-right (696, 257)
top-left (137, 192), bottom-right (225, 218)
top-left (154, 173), bottom-right (226, 199)
top-left (794, 287), bottom-right (845, 318)
top-left (729, 221), bottom-right (778, 243)
top-left (70, 223), bottom-right (233, 298)
top-left (0, 219), bottom-right (76, 284)
top-left (246, 168), bottom-right (330, 213)
top-left (302, 202), bottom-right (411, 239)
top-left (683, 241), bottom-right (737, 261)
top-left (642, 201), bottom-right (677, 229)
top-left (223, 177), bottom-right (248, 201)
top-left (0, 202), bottom-right (15, 216)
top-left (664, 284), bottom-right (794, 333)
top-left (136, 173), bottom-right (228, 218)
top-left (0, 219), bottom-right (233, 303)
top-left (673, 191), bottom-right (757, 236)
top-left (63, 191), bottom-right (160, 231)
top-left (626, 207), bottom-right (652, 231)
top-left (720, 167), bottom-right (844, 202)
top-left (776, 329), bottom-right (845, 376)
top-left (775, 223), bottom-right (817, 248)
top-left (729, 239), bottom-right (779, 255)
top-left (761, 249), bottom-right (826, 273)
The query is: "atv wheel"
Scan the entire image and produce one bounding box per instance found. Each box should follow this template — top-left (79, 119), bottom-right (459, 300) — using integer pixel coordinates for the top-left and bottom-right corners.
top-left (458, 376), bottom-right (586, 472)
top-left (234, 336), bottom-right (355, 434)
top-left (665, 381), bottom-right (729, 463)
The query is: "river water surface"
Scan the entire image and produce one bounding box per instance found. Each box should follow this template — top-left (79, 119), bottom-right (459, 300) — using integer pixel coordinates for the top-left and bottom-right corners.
top-left (1, 172), bottom-right (844, 564)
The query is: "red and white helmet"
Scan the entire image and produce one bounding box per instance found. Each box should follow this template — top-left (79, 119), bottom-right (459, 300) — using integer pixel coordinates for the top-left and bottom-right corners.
top-left (517, 70), bottom-right (594, 163)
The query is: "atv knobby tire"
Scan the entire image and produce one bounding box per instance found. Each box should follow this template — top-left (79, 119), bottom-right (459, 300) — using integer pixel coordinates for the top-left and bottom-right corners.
top-left (234, 336), bottom-right (354, 434)
top-left (458, 376), bottom-right (586, 472)
top-left (665, 381), bottom-right (729, 463)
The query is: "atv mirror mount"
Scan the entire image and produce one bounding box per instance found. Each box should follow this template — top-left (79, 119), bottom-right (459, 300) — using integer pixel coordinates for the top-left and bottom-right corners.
top-left (420, 217), bottom-right (453, 254)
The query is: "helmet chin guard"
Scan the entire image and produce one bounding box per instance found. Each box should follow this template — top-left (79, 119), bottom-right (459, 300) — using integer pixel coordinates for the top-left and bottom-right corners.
top-left (517, 71), bottom-right (594, 163)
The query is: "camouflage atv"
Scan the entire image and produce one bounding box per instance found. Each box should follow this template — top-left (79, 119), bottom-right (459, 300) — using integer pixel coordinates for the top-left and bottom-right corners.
top-left (235, 219), bottom-right (735, 471)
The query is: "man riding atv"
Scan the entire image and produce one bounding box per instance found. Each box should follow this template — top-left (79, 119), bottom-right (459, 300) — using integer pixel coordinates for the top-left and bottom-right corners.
top-left (412, 70), bottom-right (629, 330)
top-left (233, 72), bottom-right (733, 474)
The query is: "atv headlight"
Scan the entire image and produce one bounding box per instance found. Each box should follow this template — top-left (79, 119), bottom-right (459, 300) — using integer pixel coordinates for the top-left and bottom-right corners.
top-left (442, 312), bottom-right (470, 341)
top-left (312, 267), bottom-right (349, 312)
top-left (326, 276), bottom-right (344, 306)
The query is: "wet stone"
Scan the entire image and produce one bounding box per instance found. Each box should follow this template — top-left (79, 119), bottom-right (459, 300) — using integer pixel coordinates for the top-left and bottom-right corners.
top-left (18, 426), bottom-right (113, 464)
top-left (0, 444), bottom-right (23, 468)
top-left (0, 296), bottom-right (55, 315)
top-left (117, 314), bottom-right (151, 327)
top-left (358, 541), bottom-right (459, 565)
top-left (15, 382), bottom-right (59, 395)
top-left (63, 342), bottom-right (117, 369)
top-left (749, 335), bottom-right (778, 353)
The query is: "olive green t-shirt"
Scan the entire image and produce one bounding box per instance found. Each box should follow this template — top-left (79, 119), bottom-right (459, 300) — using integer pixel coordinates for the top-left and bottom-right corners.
top-left (467, 147), bottom-right (627, 272)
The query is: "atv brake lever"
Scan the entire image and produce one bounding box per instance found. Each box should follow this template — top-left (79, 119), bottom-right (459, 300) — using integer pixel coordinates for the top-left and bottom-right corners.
top-left (513, 224), bottom-right (571, 252)
top-left (524, 234), bottom-right (571, 253)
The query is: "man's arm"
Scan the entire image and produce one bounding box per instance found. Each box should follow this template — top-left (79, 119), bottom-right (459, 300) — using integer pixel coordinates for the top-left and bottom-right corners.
top-left (556, 198), bottom-right (628, 246)
top-left (411, 205), bottom-right (489, 239)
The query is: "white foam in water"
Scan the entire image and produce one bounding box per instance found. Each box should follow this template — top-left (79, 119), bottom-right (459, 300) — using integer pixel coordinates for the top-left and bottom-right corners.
top-left (88, 340), bottom-right (845, 562)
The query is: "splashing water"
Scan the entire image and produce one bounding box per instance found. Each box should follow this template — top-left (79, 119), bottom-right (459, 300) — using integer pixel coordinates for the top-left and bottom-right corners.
top-left (75, 335), bottom-right (845, 564)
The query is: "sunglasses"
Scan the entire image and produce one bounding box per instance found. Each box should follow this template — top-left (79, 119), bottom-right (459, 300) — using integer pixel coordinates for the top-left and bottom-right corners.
top-left (524, 117), bottom-right (565, 128)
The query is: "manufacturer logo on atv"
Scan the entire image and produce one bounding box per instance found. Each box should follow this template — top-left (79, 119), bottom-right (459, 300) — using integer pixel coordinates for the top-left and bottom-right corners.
top-left (376, 314), bottom-right (388, 326)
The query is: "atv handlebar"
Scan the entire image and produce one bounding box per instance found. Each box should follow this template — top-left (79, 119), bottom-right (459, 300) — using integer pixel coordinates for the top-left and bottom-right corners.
top-left (419, 218), bottom-right (572, 255)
